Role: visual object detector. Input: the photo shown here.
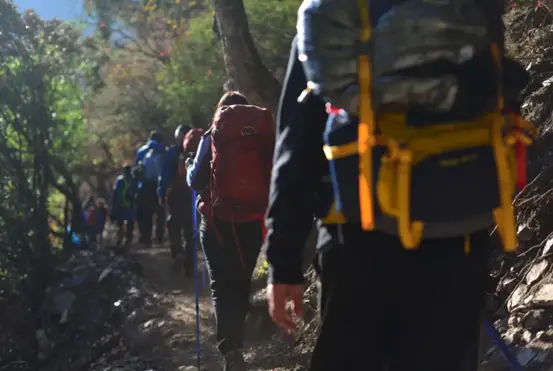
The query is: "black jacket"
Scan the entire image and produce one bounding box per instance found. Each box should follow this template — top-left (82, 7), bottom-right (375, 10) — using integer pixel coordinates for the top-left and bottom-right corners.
top-left (264, 36), bottom-right (329, 285)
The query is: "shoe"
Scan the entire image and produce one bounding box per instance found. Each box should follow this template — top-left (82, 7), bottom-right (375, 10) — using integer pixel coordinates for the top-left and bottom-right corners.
top-left (223, 350), bottom-right (246, 371)
top-left (183, 266), bottom-right (194, 279)
top-left (172, 253), bottom-right (184, 273)
top-left (183, 258), bottom-right (194, 278)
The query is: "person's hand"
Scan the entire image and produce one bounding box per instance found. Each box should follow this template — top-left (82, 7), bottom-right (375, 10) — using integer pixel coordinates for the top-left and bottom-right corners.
top-left (267, 283), bottom-right (304, 333)
top-left (185, 154), bottom-right (194, 167)
top-left (158, 197), bottom-right (165, 206)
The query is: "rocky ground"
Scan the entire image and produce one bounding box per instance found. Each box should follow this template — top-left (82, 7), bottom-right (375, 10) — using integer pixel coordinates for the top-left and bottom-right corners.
top-left (0, 221), bottom-right (315, 371)
top-left (477, 2), bottom-right (553, 370)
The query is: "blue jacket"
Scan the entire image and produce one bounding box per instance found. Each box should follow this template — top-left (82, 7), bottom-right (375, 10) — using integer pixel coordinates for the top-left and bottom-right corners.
top-left (186, 133), bottom-right (211, 191)
top-left (135, 139), bottom-right (166, 196)
top-left (135, 139), bottom-right (165, 165)
top-left (159, 144), bottom-right (182, 198)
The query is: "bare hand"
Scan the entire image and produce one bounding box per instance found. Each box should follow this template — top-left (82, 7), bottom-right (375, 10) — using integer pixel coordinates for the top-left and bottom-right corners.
top-left (267, 283), bottom-right (304, 333)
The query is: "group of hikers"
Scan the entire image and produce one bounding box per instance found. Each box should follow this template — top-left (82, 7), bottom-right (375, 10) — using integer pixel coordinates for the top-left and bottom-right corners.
top-left (84, 0), bottom-right (537, 370)
top-left (93, 125), bottom-right (204, 275)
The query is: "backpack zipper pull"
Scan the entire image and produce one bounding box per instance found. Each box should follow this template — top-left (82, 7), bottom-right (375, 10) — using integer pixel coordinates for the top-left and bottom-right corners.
top-left (297, 85), bottom-right (313, 103)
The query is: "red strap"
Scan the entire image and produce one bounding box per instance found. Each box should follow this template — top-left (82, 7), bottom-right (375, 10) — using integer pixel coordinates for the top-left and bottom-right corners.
top-left (503, 107), bottom-right (528, 190)
top-left (325, 103), bottom-right (342, 115)
top-left (514, 131), bottom-right (527, 190)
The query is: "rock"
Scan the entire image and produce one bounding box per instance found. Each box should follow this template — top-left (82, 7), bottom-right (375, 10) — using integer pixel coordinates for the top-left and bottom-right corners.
top-left (36, 328), bottom-right (51, 360)
top-left (517, 347), bottom-right (540, 366)
top-left (522, 309), bottom-right (545, 329)
top-left (517, 223), bottom-right (533, 242)
top-left (543, 236), bottom-right (553, 256)
top-left (522, 329), bottom-right (533, 344)
top-left (516, 345), bottom-right (549, 367)
top-left (504, 327), bottom-right (523, 344)
top-left (508, 284), bottom-right (529, 311)
top-left (500, 275), bottom-right (517, 292)
top-left (51, 289), bottom-right (76, 315)
top-left (508, 315), bottom-right (519, 328)
top-left (530, 284), bottom-right (553, 307)
top-left (493, 318), bottom-right (508, 334)
top-left (525, 260), bottom-right (549, 286)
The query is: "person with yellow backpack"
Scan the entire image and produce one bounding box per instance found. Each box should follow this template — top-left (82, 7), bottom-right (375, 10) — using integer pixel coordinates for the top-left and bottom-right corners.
top-left (266, 1), bottom-right (534, 370)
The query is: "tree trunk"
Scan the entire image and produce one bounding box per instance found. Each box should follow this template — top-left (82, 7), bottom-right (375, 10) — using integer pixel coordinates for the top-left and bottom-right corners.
top-left (212, 0), bottom-right (281, 113)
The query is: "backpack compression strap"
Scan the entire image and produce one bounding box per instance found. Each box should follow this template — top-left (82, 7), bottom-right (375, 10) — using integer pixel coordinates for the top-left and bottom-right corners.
top-left (357, 0), bottom-right (376, 232)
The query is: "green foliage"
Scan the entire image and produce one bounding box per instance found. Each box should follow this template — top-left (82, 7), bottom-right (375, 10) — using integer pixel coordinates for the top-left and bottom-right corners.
top-left (254, 259), bottom-right (269, 280)
top-left (0, 1), bottom-right (88, 338)
top-left (158, 0), bottom-right (298, 127)
top-left (158, 13), bottom-right (225, 126)
top-left (246, 0), bottom-right (299, 72)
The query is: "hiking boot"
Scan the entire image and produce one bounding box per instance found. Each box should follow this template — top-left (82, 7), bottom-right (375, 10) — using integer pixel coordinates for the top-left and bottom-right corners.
top-left (223, 350), bottom-right (246, 371)
top-left (172, 253), bottom-right (184, 273)
top-left (183, 258), bottom-right (194, 278)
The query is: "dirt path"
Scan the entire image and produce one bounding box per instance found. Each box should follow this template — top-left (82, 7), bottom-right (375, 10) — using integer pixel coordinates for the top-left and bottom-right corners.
top-left (125, 244), bottom-right (309, 371)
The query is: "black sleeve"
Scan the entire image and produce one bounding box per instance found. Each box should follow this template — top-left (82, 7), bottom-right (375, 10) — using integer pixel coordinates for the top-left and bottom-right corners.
top-left (265, 36), bottom-right (329, 285)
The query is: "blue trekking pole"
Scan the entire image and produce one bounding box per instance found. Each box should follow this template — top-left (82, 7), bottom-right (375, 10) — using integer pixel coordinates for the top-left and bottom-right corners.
top-left (192, 190), bottom-right (201, 370)
top-left (483, 319), bottom-right (523, 371)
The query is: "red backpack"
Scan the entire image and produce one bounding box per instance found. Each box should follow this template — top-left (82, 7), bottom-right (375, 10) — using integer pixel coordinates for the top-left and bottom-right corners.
top-left (210, 104), bottom-right (274, 222)
top-left (182, 128), bottom-right (205, 154)
top-left (177, 128), bottom-right (206, 180)
top-left (85, 206), bottom-right (97, 227)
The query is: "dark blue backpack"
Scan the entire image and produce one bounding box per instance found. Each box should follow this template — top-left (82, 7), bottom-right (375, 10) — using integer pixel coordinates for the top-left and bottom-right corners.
top-left (142, 147), bottom-right (164, 182)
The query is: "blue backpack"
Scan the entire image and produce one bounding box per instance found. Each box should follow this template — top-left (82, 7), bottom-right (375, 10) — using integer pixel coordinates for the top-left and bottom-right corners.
top-left (142, 148), bottom-right (164, 182)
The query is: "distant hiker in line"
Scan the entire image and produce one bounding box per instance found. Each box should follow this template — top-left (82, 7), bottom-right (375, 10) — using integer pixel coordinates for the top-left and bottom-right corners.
top-left (265, 1), bottom-right (530, 367)
top-left (135, 130), bottom-right (166, 245)
top-left (111, 163), bottom-right (137, 245)
top-left (187, 91), bottom-right (274, 371)
top-left (159, 124), bottom-right (202, 276)
top-left (96, 198), bottom-right (108, 246)
top-left (83, 195), bottom-right (100, 248)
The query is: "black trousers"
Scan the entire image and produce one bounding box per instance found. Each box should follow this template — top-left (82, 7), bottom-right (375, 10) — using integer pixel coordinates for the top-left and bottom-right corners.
top-left (115, 219), bottom-right (134, 244)
top-left (199, 217), bottom-right (263, 355)
top-left (311, 224), bottom-right (492, 371)
top-left (166, 186), bottom-right (194, 270)
top-left (136, 182), bottom-right (165, 243)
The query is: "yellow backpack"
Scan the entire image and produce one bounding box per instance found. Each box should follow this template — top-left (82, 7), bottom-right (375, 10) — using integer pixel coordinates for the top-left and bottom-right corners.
top-left (297, 0), bottom-right (536, 251)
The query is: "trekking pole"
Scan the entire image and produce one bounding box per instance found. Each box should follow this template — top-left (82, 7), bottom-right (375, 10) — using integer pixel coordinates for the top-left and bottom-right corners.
top-left (192, 190), bottom-right (201, 370)
top-left (483, 319), bottom-right (523, 371)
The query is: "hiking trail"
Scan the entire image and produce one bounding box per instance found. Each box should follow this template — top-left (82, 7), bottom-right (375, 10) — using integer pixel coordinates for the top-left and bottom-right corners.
top-left (124, 242), bottom-right (310, 371)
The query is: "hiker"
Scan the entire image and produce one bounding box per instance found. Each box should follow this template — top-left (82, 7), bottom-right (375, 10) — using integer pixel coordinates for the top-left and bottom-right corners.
top-left (159, 124), bottom-right (198, 275)
top-left (187, 91), bottom-right (274, 371)
top-left (111, 164), bottom-right (137, 245)
top-left (135, 130), bottom-right (166, 245)
top-left (265, 2), bottom-right (531, 369)
top-left (96, 198), bottom-right (108, 246)
top-left (82, 195), bottom-right (99, 247)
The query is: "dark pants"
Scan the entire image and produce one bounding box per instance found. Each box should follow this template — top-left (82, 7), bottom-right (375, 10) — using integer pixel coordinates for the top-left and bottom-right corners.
top-left (199, 217), bottom-right (263, 355)
top-left (136, 182), bottom-right (165, 243)
top-left (116, 219), bottom-right (134, 244)
top-left (311, 224), bottom-right (492, 371)
top-left (167, 187), bottom-right (194, 270)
